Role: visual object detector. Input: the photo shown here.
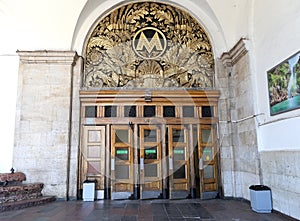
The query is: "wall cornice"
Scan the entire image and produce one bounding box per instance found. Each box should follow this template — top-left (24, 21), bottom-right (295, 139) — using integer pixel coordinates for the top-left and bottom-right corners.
top-left (17, 50), bottom-right (78, 65)
top-left (220, 38), bottom-right (249, 67)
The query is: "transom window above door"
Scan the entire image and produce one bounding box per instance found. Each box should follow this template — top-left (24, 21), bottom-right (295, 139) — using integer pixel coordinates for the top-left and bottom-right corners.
top-left (83, 104), bottom-right (216, 119)
top-left (80, 90), bottom-right (219, 125)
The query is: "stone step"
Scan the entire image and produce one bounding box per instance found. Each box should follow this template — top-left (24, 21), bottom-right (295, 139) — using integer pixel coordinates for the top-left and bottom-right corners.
top-left (0, 196), bottom-right (56, 212)
top-left (0, 183), bottom-right (44, 203)
top-left (0, 172), bottom-right (26, 183)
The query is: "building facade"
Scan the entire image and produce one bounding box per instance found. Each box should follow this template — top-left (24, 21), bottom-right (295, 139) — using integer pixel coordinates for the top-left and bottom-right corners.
top-left (0, 0), bottom-right (299, 219)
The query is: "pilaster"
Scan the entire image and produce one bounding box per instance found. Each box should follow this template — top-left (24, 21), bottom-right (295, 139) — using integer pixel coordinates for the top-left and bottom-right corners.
top-left (218, 38), bottom-right (260, 199)
top-left (14, 50), bottom-right (78, 199)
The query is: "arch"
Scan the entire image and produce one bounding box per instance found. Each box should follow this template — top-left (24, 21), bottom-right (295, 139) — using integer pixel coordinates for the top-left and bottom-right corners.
top-left (74, 1), bottom-right (224, 200)
top-left (71, 0), bottom-right (227, 58)
top-left (83, 2), bottom-right (217, 89)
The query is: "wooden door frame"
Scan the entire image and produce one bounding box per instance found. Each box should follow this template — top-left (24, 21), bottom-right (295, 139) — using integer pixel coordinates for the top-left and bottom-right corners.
top-left (168, 125), bottom-right (191, 199)
top-left (110, 125), bottom-right (134, 200)
top-left (79, 89), bottom-right (220, 200)
top-left (78, 125), bottom-right (106, 199)
top-left (139, 124), bottom-right (163, 199)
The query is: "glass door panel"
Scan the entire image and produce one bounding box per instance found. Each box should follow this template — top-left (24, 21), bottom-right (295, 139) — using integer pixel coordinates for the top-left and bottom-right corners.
top-left (198, 125), bottom-right (218, 199)
top-left (139, 125), bottom-right (162, 199)
top-left (111, 125), bottom-right (134, 199)
top-left (168, 125), bottom-right (190, 199)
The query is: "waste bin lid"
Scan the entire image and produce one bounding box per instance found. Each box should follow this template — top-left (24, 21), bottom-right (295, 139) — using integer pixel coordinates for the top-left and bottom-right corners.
top-left (249, 185), bottom-right (270, 191)
top-left (83, 180), bottom-right (97, 183)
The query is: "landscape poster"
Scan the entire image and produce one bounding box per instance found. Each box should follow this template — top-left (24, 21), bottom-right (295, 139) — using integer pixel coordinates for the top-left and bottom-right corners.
top-left (267, 51), bottom-right (300, 115)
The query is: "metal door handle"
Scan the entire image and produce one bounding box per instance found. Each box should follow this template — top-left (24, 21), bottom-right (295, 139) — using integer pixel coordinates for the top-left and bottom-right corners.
top-left (140, 158), bottom-right (144, 170)
top-left (199, 158), bottom-right (203, 170)
top-left (169, 157), bottom-right (173, 170)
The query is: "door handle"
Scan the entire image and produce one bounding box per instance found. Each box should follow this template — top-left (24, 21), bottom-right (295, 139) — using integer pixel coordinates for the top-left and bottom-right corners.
top-left (111, 158), bottom-right (115, 171)
top-left (129, 121), bottom-right (134, 130)
top-left (140, 158), bottom-right (144, 170)
top-left (199, 158), bottom-right (203, 170)
top-left (169, 157), bottom-right (173, 170)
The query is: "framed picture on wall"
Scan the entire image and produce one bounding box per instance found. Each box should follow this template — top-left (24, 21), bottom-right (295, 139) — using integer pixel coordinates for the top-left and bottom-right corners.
top-left (267, 51), bottom-right (300, 115)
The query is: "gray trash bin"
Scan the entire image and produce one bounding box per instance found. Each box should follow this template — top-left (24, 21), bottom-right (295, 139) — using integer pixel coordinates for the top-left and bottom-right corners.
top-left (83, 180), bottom-right (96, 201)
top-left (249, 185), bottom-right (272, 213)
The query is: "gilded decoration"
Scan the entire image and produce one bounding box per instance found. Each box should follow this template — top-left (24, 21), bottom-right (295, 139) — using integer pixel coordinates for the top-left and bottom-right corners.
top-left (84, 2), bottom-right (214, 89)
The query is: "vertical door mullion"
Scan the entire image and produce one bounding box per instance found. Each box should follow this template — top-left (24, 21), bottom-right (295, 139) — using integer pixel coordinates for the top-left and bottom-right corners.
top-left (133, 123), bottom-right (139, 199)
top-left (188, 124), bottom-right (196, 198)
top-left (161, 124), bottom-right (168, 199)
top-left (105, 124), bottom-right (110, 199)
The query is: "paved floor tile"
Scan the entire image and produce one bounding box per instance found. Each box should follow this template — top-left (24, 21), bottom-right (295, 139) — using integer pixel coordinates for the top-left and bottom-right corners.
top-left (0, 199), bottom-right (296, 221)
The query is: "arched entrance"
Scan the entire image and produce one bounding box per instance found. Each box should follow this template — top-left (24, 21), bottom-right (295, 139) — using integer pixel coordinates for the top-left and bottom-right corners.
top-left (78, 2), bottom-right (220, 200)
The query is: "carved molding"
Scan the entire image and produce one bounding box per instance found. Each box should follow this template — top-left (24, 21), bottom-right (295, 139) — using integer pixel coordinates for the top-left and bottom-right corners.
top-left (17, 50), bottom-right (78, 65)
top-left (83, 2), bottom-right (214, 89)
top-left (220, 38), bottom-right (249, 67)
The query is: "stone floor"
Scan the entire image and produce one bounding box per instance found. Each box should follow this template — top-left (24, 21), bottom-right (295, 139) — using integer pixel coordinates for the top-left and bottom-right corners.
top-left (0, 199), bottom-right (297, 221)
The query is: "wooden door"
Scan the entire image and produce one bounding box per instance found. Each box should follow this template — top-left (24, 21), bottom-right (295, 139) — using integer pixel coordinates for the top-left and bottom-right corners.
top-left (111, 125), bottom-right (134, 199)
top-left (198, 125), bottom-right (218, 199)
top-left (139, 125), bottom-right (163, 199)
top-left (168, 125), bottom-right (190, 199)
top-left (79, 126), bottom-right (106, 198)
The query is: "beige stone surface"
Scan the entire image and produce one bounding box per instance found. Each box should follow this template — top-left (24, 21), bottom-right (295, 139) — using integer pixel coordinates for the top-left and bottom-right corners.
top-left (218, 39), bottom-right (260, 202)
top-left (260, 150), bottom-right (300, 219)
top-left (13, 51), bottom-right (78, 199)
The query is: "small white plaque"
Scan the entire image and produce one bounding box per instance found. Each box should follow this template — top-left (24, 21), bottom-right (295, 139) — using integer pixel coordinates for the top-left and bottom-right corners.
top-left (85, 118), bottom-right (95, 124)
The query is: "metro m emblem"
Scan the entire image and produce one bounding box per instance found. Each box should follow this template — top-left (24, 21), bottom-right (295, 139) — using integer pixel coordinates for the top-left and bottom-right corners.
top-left (133, 27), bottom-right (167, 59)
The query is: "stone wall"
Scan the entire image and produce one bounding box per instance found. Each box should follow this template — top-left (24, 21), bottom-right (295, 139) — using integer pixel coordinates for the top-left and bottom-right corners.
top-left (68, 56), bottom-right (82, 200)
top-left (214, 58), bottom-right (234, 196)
top-left (13, 51), bottom-right (79, 199)
top-left (218, 39), bottom-right (300, 220)
top-left (219, 39), bottom-right (260, 200)
top-left (260, 151), bottom-right (300, 219)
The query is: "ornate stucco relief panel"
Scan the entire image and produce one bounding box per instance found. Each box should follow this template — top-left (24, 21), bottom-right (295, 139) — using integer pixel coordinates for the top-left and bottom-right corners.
top-left (83, 2), bottom-right (214, 89)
